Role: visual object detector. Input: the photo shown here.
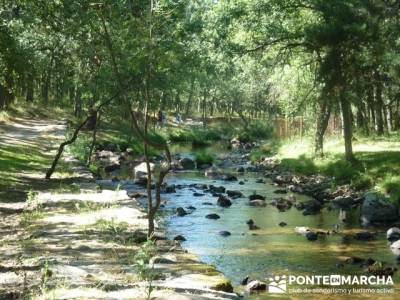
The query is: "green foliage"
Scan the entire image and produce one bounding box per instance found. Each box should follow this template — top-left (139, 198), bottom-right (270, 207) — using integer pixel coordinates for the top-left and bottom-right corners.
top-left (279, 155), bottom-right (317, 176)
top-left (195, 150), bottom-right (214, 167)
top-left (322, 160), bottom-right (360, 184)
top-left (69, 134), bottom-right (91, 163)
top-left (132, 238), bottom-right (157, 300)
top-left (166, 127), bottom-right (223, 146)
top-left (379, 175), bottom-right (400, 207)
top-left (250, 144), bottom-right (273, 162)
top-left (237, 121), bottom-right (274, 143)
top-left (351, 174), bottom-right (373, 191)
top-left (95, 218), bottom-right (128, 236)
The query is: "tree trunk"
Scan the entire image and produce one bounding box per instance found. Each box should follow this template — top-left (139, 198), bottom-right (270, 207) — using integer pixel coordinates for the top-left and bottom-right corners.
top-left (185, 79), bottom-right (195, 117)
top-left (74, 88), bottom-right (82, 117)
top-left (374, 79), bottom-right (384, 135)
top-left (314, 97), bottom-right (331, 157)
top-left (26, 72), bottom-right (34, 102)
top-left (87, 112), bottom-right (100, 167)
top-left (339, 88), bottom-right (355, 162)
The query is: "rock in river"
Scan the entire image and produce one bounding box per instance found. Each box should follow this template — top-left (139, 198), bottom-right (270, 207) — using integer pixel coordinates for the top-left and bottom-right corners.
top-left (219, 231), bottom-right (231, 237)
top-left (354, 231), bottom-right (375, 241)
top-left (302, 200), bottom-right (323, 215)
top-left (249, 194), bottom-right (265, 201)
top-left (361, 192), bottom-right (399, 225)
top-left (248, 200), bottom-right (266, 207)
top-left (227, 190), bottom-right (243, 199)
top-left (179, 157), bottom-right (195, 170)
top-left (206, 213), bottom-right (220, 220)
top-left (209, 185), bottom-right (226, 193)
top-left (217, 195), bottom-right (232, 207)
top-left (246, 219), bottom-right (255, 225)
top-left (174, 235), bottom-right (186, 241)
top-left (222, 174), bottom-right (238, 181)
top-left (245, 280), bottom-right (267, 294)
top-left (176, 207), bottom-right (188, 217)
top-left (387, 227), bottom-right (400, 242)
top-left (390, 240), bottom-right (400, 256)
top-left (306, 231), bottom-right (318, 241)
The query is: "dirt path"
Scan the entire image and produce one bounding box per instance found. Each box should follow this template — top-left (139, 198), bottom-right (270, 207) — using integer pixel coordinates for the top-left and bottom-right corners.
top-left (0, 117), bottom-right (238, 300)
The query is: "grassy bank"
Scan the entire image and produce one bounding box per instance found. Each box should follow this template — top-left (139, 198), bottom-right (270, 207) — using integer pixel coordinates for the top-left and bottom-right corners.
top-left (266, 135), bottom-right (400, 206)
top-left (69, 114), bottom-right (274, 165)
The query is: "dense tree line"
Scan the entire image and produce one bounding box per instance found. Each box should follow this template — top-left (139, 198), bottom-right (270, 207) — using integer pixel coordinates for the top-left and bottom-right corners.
top-left (1, 0), bottom-right (400, 162)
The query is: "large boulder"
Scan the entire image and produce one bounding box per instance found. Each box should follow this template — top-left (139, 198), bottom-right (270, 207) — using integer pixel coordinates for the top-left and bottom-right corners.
top-left (133, 162), bottom-right (154, 186)
top-left (179, 157), bottom-right (195, 170)
top-left (361, 192), bottom-right (399, 225)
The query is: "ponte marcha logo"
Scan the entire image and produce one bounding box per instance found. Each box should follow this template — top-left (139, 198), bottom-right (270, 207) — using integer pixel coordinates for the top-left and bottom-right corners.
top-left (268, 275), bottom-right (287, 293)
top-left (267, 274), bottom-right (394, 294)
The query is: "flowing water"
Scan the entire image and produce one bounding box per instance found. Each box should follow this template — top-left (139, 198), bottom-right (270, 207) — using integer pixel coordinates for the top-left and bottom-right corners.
top-left (163, 143), bottom-right (400, 299)
top-left (101, 143), bottom-right (400, 298)
top-left (161, 172), bottom-right (399, 299)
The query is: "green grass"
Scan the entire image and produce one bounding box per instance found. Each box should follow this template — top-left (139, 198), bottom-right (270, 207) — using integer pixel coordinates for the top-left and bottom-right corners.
top-left (272, 135), bottom-right (400, 203)
top-left (249, 143), bottom-right (274, 162)
top-left (378, 175), bottom-right (400, 206)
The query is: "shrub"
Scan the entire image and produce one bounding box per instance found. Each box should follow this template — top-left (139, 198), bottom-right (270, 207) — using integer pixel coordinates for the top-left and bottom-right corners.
top-left (168, 128), bottom-right (194, 142)
top-left (250, 144), bottom-right (273, 162)
top-left (351, 174), bottom-right (374, 191)
top-left (322, 160), bottom-right (359, 184)
top-left (279, 155), bottom-right (317, 175)
top-left (195, 150), bottom-right (214, 167)
top-left (237, 121), bottom-right (273, 142)
top-left (70, 134), bottom-right (91, 162)
top-left (379, 175), bottom-right (400, 207)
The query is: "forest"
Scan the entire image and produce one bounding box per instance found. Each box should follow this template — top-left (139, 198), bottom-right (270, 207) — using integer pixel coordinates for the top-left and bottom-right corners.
top-left (1, 0), bottom-right (400, 299)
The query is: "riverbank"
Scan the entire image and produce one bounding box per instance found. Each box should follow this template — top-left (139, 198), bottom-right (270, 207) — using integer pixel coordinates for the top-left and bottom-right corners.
top-left (0, 115), bottom-right (238, 299)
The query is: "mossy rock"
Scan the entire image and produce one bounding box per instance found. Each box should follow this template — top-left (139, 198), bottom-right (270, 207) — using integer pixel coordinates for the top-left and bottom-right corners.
top-left (212, 279), bottom-right (234, 293)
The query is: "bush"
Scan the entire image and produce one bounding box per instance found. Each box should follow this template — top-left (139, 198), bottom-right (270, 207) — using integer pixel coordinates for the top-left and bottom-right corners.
top-left (166, 127), bottom-right (223, 147)
top-left (322, 160), bottom-right (359, 184)
top-left (379, 175), bottom-right (400, 207)
top-left (351, 174), bottom-right (374, 191)
top-left (237, 121), bottom-right (273, 143)
top-left (195, 150), bottom-right (214, 167)
top-left (279, 155), bottom-right (317, 175)
top-left (70, 134), bottom-right (91, 162)
top-left (168, 128), bottom-right (194, 142)
top-left (250, 144), bottom-right (273, 162)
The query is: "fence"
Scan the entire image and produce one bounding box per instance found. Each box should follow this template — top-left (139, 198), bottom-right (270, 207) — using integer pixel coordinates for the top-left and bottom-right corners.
top-left (274, 116), bottom-right (342, 138)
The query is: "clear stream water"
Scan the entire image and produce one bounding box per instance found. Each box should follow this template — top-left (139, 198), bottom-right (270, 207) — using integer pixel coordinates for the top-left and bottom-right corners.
top-left (161, 144), bottom-right (400, 299)
top-left (103, 142), bottom-right (400, 299)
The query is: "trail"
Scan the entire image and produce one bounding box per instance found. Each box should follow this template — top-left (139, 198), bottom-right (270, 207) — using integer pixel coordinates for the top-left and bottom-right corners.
top-left (0, 117), bottom-right (237, 300)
